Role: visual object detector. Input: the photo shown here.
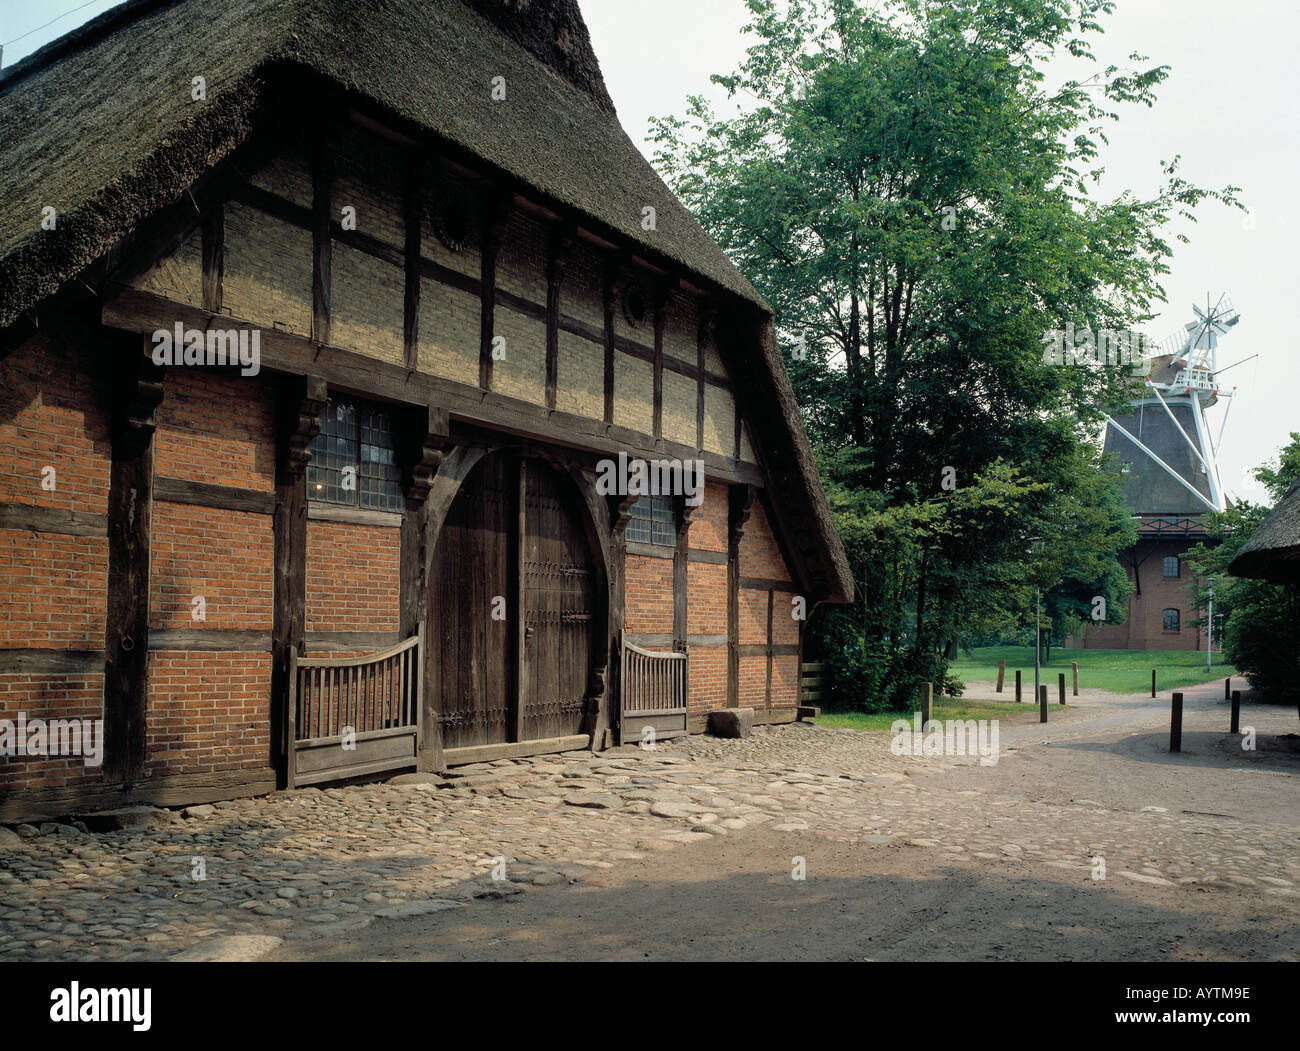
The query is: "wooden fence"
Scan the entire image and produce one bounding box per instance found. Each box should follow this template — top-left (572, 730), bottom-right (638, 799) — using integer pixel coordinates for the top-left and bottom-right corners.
top-left (619, 636), bottom-right (689, 745)
top-left (287, 626), bottom-right (423, 787)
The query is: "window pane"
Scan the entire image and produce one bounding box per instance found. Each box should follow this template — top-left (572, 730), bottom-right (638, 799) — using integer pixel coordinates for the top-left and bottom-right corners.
top-left (308, 396), bottom-right (403, 510)
top-left (626, 495), bottom-right (675, 547)
top-left (307, 397), bottom-right (359, 506)
top-left (1163, 608), bottom-right (1180, 632)
top-left (1163, 556), bottom-right (1179, 578)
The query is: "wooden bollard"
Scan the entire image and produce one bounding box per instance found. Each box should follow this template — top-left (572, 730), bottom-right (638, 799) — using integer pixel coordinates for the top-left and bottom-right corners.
top-left (996, 659), bottom-right (1006, 693)
top-left (920, 681), bottom-right (932, 726)
top-left (1151, 669), bottom-right (1157, 698)
top-left (1072, 661), bottom-right (1079, 697)
top-left (1058, 672), bottom-right (1066, 706)
top-left (1039, 685), bottom-right (1048, 723)
top-left (1225, 677), bottom-right (1231, 700)
top-left (1015, 669), bottom-right (1022, 703)
top-left (1231, 690), bottom-right (1241, 734)
top-left (1169, 692), bottom-right (1183, 753)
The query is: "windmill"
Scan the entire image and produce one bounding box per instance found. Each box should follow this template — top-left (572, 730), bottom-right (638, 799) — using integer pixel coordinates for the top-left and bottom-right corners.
top-left (1102, 294), bottom-right (1242, 514)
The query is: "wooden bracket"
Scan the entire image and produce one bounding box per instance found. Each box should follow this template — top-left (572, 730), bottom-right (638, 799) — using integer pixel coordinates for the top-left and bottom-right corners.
top-left (110, 332), bottom-right (166, 457)
top-left (282, 376), bottom-right (326, 479)
top-left (728, 483), bottom-right (757, 546)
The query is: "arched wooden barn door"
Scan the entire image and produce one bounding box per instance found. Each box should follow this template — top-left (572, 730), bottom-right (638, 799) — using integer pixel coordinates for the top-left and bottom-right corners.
top-left (428, 451), bottom-right (601, 751)
top-left (521, 459), bottom-right (598, 741)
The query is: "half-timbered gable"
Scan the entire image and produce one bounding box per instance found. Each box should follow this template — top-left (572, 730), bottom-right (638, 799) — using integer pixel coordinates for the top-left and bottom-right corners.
top-left (0, 0), bottom-right (852, 822)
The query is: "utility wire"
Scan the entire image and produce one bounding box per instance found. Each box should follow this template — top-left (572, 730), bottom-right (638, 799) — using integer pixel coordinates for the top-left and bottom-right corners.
top-left (2, 0), bottom-right (109, 47)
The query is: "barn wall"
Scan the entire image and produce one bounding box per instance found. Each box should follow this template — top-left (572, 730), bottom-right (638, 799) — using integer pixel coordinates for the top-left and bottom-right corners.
top-left (304, 520), bottom-right (402, 639)
top-left (0, 335), bottom-right (110, 792)
top-left (686, 481), bottom-right (729, 715)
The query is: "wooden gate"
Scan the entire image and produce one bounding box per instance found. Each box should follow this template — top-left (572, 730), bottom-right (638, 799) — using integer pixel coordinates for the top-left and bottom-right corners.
top-left (287, 627), bottom-right (423, 787)
top-left (430, 452), bottom-right (600, 751)
top-left (619, 637), bottom-right (689, 745)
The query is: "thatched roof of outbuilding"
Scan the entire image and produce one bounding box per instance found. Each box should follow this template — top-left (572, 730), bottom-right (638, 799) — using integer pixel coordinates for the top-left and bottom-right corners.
top-left (1230, 482), bottom-right (1300, 583)
top-left (0, 0), bottom-right (852, 602)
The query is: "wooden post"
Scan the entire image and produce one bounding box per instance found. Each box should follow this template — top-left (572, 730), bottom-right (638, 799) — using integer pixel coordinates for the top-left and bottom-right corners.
top-left (1169, 692), bottom-right (1183, 753)
top-left (1224, 677), bottom-right (1231, 700)
top-left (101, 331), bottom-right (164, 783)
top-left (1039, 684), bottom-right (1048, 723)
top-left (1058, 672), bottom-right (1066, 706)
top-left (1072, 661), bottom-right (1079, 697)
top-left (272, 376), bottom-right (325, 787)
top-left (1151, 669), bottom-right (1157, 698)
top-left (1230, 690), bottom-right (1241, 734)
top-left (919, 681), bottom-right (932, 726)
top-left (726, 485), bottom-right (756, 709)
top-left (1014, 669), bottom-right (1022, 703)
top-left (995, 659), bottom-right (1005, 693)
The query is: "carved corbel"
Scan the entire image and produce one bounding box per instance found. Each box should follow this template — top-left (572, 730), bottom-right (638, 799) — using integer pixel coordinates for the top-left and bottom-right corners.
top-left (111, 333), bottom-right (166, 458)
top-left (728, 483), bottom-right (757, 547)
top-left (282, 376), bottom-right (326, 479)
top-left (401, 406), bottom-right (452, 507)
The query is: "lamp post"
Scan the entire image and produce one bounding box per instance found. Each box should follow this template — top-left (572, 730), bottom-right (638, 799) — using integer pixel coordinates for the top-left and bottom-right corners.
top-left (1206, 577), bottom-right (1214, 673)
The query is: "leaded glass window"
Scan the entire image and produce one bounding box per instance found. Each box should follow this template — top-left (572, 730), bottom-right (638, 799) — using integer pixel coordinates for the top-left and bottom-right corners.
top-left (626, 495), bottom-right (675, 547)
top-left (307, 397), bottom-right (403, 511)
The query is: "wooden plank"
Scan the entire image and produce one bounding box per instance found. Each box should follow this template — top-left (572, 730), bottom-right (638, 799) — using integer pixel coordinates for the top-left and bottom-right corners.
top-left (765, 587), bottom-right (774, 712)
top-left (512, 457), bottom-right (527, 743)
top-left (626, 540), bottom-right (674, 560)
top-left (311, 144), bottom-right (333, 345)
top-left (740, 575), bottom-right (799, 592)
top-left (101, 330), bottom-right (162, 783)
top-left (303, 631), bottom-right (402, 652)
top-left (153, 476), bottom-right (274, 514)
top-left (0, 649), bottom-right (105, 674)
top-left (652, 283), bottom-right (666, 440)
top-left (150, 629), bottom-right (271, 651)
top-left (801, 662), bottom-right (825, 672)
top-left (479, 191), bottom-right (510, 390)
top-left (602, 259), bottom-right (615, 424)
top-left (544, 224), bottom-right (573, 411)
top-left (403, 156), bottom-right (422, 370)
top-left (0, 767), bottom-right (277, 825)
top-left (0, 503), bottom-right (107, 537)
top-left (201, 203), bottom-right (224, 313)
top-left (306, 504), bottom-right (403, 528)
top-left (687, 634), bottom-right (728, 648)
top-left (687, 548), bottom-right (728, 565)
top-left (444, 735), bottom-right (591, 767)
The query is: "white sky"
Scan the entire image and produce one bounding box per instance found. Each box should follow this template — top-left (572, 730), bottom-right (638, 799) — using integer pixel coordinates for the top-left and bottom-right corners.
top-left (4, 0), bottom-right (1296, 502)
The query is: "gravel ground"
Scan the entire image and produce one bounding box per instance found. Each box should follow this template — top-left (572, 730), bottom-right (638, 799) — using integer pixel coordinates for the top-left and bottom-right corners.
top-left (1, 677), bottom-right (1297, 962)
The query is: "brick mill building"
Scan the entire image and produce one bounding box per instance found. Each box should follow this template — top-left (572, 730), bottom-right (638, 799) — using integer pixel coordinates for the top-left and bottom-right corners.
top-left (0, 0), bottom-right (851, 822)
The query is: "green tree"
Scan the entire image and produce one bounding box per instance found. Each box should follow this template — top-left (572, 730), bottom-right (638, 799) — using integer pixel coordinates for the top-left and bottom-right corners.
top-left (1186, 433), bottom-right (1300, 700)
top-left (653, 0), bottom-right (1239, 708)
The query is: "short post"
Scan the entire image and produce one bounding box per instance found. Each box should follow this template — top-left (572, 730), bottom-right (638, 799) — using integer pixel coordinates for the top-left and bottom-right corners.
top-left (1058, 672), bottom-right (1066, 706)
top-left (1015, 669), bottom-right (1022, 703)
top-left (996, 659), bottom-right (1006, 693)
top-left (1230, 690), bottom-right (1241, 734)
top-left (1039, 684), bottom-right (1048, 723)
top-left (920, 681), bottom-right (932, 727)
top-left (1151, 669), bottom-right (1157, 699)
top-left (1071, 661), bottom-right (1079, 697)
top-left (1225, 677), bottom-right (1231, 700)
top-left (1169, 692), bottom-right (1183, 753)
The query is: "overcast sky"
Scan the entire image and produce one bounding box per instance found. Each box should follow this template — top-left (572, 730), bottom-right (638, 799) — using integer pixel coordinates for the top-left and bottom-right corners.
top-left (3, 0), bottom-right (1295, 503)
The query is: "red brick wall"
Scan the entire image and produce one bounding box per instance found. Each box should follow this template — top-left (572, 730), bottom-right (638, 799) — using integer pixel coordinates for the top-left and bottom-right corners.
top-left (624, 553), bottom-right (674, 635)
top-left (0, 672), bottom-right (105, 791)
top-left (738, 654), bottom-right (767, 706)
top-left (0, 333), bottom-right (111, 513)
top-left (0, 336), bottom-right (111, 791)
top-left (771, 655), bottom-right (799, 707)
top-left (738, 498), bottom-right (790, 582)
top-left (153, 371), bottom-right (275, 489)
top-left (1079, 539), bottom-right (1203, 651)
top-left (146, 653), bottom-right (272, 777)
top-left (686, 563), bottom-right (726, 637)
top-left (690, 481), bottom-right (729, 554)
top-left (150, 503), bottom-right (273, 629)
top-left (737, 587), bottom-right (767, 645)
top-left (305, 521), bottom-right (401, 633)
top-left (688, 647), bottom-right (726, 715)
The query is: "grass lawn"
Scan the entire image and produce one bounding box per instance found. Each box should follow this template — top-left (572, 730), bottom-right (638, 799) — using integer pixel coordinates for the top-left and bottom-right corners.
top-left (951, 645), bottom-right (1237, 696)
top-left (816, 695), bottom-right (1054, 731)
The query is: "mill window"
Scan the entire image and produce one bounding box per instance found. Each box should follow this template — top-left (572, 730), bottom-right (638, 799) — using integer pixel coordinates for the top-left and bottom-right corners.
top-left (1162, 608), bottom-right (1181, 633)
top-left (1163, 556), bottom-right (1180, 578)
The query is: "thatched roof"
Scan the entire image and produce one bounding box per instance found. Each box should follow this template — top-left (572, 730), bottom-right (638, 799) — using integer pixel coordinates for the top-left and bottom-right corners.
top-left (0, 0), bottom-right (852, 602)
top-left (0, 0), bottom-right (765, 327)
top-left (1230, 482), bottom-right (1300, 583)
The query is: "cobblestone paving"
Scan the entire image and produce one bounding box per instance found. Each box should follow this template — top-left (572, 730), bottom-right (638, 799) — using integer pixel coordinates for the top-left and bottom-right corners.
top-left (2, 712), bottom-right (1297, 961)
